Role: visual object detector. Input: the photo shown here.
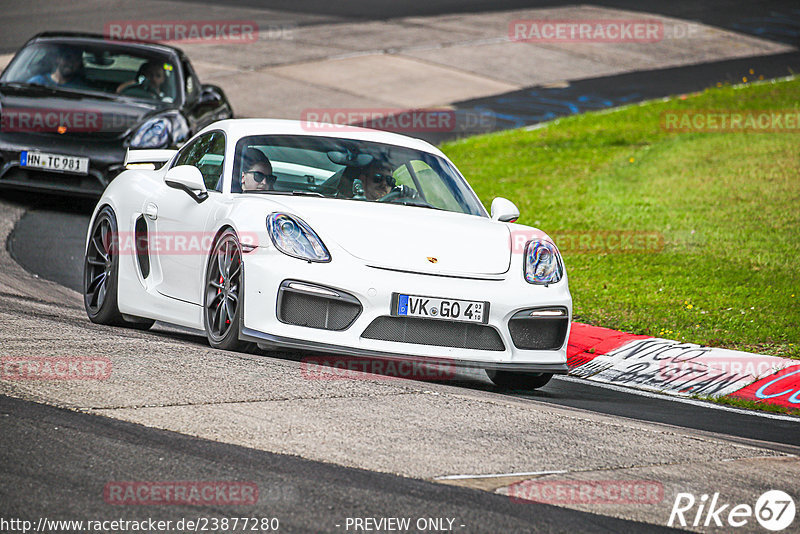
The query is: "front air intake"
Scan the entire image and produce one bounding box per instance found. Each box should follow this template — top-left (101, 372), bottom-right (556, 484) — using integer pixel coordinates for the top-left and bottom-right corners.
top-left (277, 281), bottom-right (361, 331)
top-left (507, 307), bottom-right (569, 350)
top-left (361, 316), bottom-right (505, 351)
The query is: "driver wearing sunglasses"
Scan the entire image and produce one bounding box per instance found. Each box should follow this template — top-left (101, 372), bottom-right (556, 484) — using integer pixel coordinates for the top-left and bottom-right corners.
top-left (359, 163), bottom-right (396, 200)
top-left (241, 147), bottom-right (277, 192)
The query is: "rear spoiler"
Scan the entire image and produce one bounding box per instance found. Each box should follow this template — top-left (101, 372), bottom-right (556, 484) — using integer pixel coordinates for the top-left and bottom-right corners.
top-left (124, 149), bottom-right (177, 166)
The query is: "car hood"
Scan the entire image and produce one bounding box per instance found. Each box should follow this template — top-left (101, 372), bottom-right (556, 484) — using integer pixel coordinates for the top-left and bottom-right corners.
top-left (266, 196), bottom-right (511, 276)
top-left (0, 83), bottom-right (167, 139)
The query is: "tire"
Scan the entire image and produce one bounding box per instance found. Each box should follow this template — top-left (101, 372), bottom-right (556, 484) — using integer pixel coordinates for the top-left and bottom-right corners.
top-left (83, 206), bottom-right (154, 330)
top-left (203, 229), bottom-right (254, 352)
top-left (486, 370), bottom-right (553, 390)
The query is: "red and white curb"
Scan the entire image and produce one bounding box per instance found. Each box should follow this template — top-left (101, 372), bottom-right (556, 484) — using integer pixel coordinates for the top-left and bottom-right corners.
top-left (566, 323), bottom-right (800, 411)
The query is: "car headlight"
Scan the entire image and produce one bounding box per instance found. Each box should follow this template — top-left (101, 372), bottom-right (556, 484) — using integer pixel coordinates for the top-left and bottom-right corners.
top-left (524, 239), bottom-right (563, 285)
top-left (129, 117), bottom-right (170, 148)
top-left (267, 213), bottom-right (330, 262)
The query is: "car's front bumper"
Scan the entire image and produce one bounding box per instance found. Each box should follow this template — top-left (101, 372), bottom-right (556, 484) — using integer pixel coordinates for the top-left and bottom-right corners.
top-left (0, 131), bottom-right (126, 196)
top-left (240, 326), bottom-right (568, 373)
top-left (240, 244), bottom-right (572, 372)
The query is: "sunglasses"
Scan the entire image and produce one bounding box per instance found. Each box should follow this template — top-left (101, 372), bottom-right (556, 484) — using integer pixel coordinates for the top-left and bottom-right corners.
top-left (243, 170), bottom-right (277, 183)
top-left (369, 172), bottom-right (396, 187)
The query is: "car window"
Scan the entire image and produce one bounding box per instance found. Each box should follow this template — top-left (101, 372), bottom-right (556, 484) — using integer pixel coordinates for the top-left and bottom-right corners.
top-left (174, 131), bottom-right (225, 190)
top-left (1, 41), bottom-right (178, 103)
top-left (231, 135), bottom-right (486, 216)
top-left (393, 160), bottom-right (464, 212)
top-left (182, 59), bottom-right (200, 102)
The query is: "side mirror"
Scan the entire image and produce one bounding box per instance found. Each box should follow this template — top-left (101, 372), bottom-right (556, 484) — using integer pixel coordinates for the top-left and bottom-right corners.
top-left (491, 197), bottom-right (519, 223)
top-left (198, 84), bottom-right (222, 106)
top-left (164, 165), bottom-right (208, 203)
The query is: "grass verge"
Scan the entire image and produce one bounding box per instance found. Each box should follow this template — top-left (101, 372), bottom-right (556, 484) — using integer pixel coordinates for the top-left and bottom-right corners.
top-left (442, 77), bottom-right (800, 359)
top-left (695, 394), bottom-right (800, 417)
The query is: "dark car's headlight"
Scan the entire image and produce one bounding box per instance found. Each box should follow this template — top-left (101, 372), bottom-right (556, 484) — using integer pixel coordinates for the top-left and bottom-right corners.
top-left (524, 239), bottom-right (563, 285)
top-left (128, 112), bottom-right (189, 149)
top-left (129, 117), bottom-right (170, 148)
top-left (267, 213), bottom-right (330, 262)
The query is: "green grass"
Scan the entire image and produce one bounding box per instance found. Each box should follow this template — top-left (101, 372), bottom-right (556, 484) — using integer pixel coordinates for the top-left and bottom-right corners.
top-left (694, 394), bottom-right (800, 417)
top-left (442, 77), bottom-right (800, 359)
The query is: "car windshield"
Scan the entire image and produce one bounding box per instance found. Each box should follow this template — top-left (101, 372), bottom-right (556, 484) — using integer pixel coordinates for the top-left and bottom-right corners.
top-left (1, 41), bottom-right (179, 104)
top-left (232, 135), bottom-right (486, 216)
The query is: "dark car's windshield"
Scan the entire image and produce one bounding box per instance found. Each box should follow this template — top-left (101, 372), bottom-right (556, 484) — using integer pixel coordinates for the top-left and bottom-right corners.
top-left (1, 41), bottom-right (179, 104)
top-left (232, 134), bottom-right (486, 216)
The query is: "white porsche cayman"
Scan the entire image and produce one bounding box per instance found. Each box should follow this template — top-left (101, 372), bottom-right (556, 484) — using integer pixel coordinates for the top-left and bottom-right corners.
top-left (84, 119), bottom-right (571, 389)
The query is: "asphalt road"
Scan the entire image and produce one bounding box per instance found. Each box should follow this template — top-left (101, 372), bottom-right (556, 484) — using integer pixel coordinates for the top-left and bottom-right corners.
top-left (1, 395), bottom-right (682, 533)
top-left (2, 1), bottom-right (799, 531)
top-left (2, 0), bottom-right (797, 51)
top-left (6, 0), bottom-right (800, 441)
top-left (175, 0), bottom-right (800, 49)
top-left (6, 191), bottom-right (800, 452)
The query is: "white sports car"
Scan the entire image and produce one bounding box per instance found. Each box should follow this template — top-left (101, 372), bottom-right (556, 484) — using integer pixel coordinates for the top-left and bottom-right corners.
top-left (83, 119), bottom-right (571, 389)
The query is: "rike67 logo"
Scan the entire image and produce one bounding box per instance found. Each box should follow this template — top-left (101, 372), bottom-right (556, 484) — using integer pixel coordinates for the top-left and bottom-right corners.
top-left (669, 490), bottom-right (796, 531)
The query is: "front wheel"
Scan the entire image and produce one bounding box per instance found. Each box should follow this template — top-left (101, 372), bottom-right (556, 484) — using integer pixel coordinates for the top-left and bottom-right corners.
top-left (486, 370), bottom-right (553, 390)
top-left (203, 229), bottom-right (254, 352)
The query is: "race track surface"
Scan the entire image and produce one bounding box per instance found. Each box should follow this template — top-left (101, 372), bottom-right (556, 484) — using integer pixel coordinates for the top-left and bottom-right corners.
top-left (3, 396), bottom-right (683, 533)
top-left (1, 1), bottom-right (798, 531)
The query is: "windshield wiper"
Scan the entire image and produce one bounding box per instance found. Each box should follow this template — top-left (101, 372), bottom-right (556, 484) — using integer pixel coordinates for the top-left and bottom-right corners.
top-left (242, 190), bottom-right (325, 197)
top-left (0, 81), bottom-right (57, 93)
top-left (291, 190), bottom-right (324, 197)
top-left (390, 199), bottom-right (442, 210)
top-left (0, 81), bottom-right (85, 97)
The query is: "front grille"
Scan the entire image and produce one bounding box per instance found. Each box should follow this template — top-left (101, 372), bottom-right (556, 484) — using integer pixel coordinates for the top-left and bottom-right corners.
top-left (0, 166), bottom-right (105, 193)
top-left (362, 316), bottom-right (505, 351)
top-left (508, 310), bottom-right (569, 350)
top-left (278, 286), bottom-right (361, 331)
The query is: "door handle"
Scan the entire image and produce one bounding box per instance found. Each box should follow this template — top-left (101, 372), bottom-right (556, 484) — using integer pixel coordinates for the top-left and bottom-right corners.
top-left (145, 203), bottom-right (158, 220)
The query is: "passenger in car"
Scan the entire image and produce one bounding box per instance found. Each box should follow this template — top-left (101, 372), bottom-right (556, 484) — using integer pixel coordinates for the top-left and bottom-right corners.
top-left (240, 147), bottom-right (276, 192)
top-left (117, 61), bottom-right (167, 99)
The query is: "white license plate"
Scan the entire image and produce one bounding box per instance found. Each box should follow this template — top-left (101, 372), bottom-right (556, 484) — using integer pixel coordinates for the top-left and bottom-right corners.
top-left (20, 151), bottom-right (89, 175)
top-left (395, 294), bottom-right (488, 324)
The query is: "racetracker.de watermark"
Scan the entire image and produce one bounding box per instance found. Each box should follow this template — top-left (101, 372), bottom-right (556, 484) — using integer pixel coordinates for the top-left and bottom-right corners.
top-left (104, 20), bottom-right (293, 43)
top-left (658, 357), bottom-right (791, 383)
top-left (97, 231), bottom-right (260, 256)
top-left (300, 108), bottom-right (495, 134)
top-left (1, 109), bottom-right (101, 133)
top-left (300, 356), bottom-right (457, 381)
top-left (1, 357), bottom-right (111, 380)
top-left (104, 481), bottom-right (259, 505)
top-left (510, 230), bottom-right (665, 254)
top-left (509, 19), bottom-right (664, 42)
top-left (508, 479), bottom-right (664, 505)
top-left (0, 108), bottom-right (142, 133)
top-left (661, 110), bottom-right (800, 133)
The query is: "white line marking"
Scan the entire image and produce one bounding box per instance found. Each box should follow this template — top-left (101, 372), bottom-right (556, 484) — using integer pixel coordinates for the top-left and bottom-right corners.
top-left (434, 469), bottom-right (568, 480)
top-left (554, 375), bottom-right (800, 423)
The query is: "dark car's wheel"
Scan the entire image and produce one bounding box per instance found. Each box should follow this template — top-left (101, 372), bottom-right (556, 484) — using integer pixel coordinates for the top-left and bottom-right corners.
top-left (204, 229), bottom-right (254, 352)
top-left (486, 370), bottom-right (554, 390)
top-left (84, 206), bottom-right (154, 330)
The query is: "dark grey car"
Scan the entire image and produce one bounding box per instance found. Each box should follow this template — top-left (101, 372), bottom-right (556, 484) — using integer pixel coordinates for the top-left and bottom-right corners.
top-left (0, 32), bottom-right (233, 196)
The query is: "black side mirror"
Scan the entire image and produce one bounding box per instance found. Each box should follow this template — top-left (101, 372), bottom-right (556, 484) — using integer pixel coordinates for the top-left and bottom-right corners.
top-left (198, 85), bottom-right (222, 106)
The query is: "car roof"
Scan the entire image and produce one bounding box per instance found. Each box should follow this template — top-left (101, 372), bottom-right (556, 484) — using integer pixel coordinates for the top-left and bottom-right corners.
top-left (25, 32), bottom-right (184, 57)
top-left (201, 119), bottom-right (447, 158)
